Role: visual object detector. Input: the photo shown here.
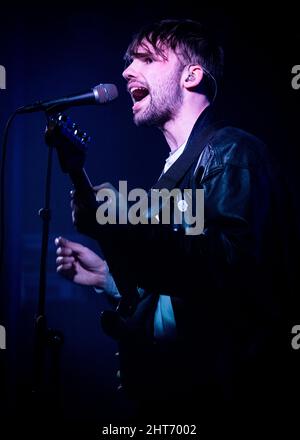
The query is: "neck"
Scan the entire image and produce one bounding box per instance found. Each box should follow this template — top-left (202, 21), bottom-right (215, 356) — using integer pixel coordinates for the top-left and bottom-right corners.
top-left (160, 97), bottom-right (210, 152)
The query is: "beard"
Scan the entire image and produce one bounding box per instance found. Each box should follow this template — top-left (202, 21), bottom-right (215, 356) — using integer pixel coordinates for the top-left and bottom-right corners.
top-left (133, 66), bottom-right (183, 127)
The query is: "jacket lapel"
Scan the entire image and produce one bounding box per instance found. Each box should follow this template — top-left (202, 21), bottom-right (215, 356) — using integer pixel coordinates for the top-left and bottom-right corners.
top-left (151, 106), bottom-right (217, 191)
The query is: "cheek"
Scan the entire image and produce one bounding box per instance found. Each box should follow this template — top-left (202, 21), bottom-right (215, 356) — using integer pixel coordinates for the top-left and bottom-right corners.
top-left (149, 77), bottom-right (165, 95)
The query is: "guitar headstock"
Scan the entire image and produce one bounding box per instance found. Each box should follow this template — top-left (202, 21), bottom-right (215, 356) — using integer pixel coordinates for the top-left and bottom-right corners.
top-left (45, 113), bottom-right (91, 173)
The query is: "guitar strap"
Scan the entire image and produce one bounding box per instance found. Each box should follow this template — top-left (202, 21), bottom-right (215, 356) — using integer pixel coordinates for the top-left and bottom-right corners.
top-left (152, 120), bottom-right (226, 191)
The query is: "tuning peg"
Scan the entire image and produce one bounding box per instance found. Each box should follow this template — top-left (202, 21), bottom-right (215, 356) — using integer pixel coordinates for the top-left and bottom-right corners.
top-left (75, 130), bottom-right (86, 139)
top-left (70, 122), bottom-right (79, 136)
top-left (58, 113), bottom-right (67, 122)
top-left (81, 133), bottom-right (91, 144)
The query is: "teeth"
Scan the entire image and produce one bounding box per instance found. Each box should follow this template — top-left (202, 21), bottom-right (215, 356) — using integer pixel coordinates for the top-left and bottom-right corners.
top-left (129, 86), bottom-right (149, 104)
top-left (130, 86), bottom-right (145, 93)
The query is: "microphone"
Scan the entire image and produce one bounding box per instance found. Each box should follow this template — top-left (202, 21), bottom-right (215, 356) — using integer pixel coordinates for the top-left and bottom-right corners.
top-left (17, 83), bottom-right (118, 114)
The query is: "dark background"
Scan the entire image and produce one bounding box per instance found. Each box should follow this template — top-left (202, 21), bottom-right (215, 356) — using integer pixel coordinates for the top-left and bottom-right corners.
top-left (0, 1), bottom-right (299, 435)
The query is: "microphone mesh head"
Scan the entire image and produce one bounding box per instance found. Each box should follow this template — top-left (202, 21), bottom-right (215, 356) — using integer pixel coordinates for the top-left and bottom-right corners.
top-left (93, 83), bottom-right (118, 103)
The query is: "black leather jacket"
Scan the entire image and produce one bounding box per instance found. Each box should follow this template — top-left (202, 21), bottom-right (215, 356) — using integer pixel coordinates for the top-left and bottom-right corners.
top-left (117, 110), bottom-right (286, 317)
top-left (96, 108), bottom-right (291, 409)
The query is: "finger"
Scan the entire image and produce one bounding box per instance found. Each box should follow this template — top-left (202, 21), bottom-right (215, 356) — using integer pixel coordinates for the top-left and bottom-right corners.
top-left (57, 237), bottom-right (86, 255)
top-left (55, 236), bottom-right (69, 247)
top-left (56, 256), bottom-right (75, 265)
top-left (56, 246), bottom-right (73, 257)
top-left (55, 236), bottom-right (79, 252)
top-left (55, 236), bottom-right (70, 247)
top-left (56, 264), bottom-right (77, 282)
top-left (54, 236), bottom-right (62, 246)
top-left (57, 262), bottom-right (73, 272)
top-left (55, 236), bottom-right (79, 250)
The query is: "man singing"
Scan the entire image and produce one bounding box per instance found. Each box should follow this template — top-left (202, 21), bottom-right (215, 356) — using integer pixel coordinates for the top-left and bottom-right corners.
top-left (55, 19), bottom-right (291, 434)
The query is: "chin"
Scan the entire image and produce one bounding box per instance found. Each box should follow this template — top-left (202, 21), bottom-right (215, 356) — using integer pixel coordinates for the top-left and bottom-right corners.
top-left (133, 113), bottom-right (151, 127)
top-left (133, 116), bottom-right (144, 126)
top-left (134, 113), bottom-right (161, 128)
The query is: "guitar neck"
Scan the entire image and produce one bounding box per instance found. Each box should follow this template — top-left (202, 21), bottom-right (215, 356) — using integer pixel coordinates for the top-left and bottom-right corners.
top-left (68, 168), bottom-right (98, 210)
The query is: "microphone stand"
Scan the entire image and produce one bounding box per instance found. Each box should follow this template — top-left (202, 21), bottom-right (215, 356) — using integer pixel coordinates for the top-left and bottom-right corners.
top-left (30, 112), bottom-right (64, 428)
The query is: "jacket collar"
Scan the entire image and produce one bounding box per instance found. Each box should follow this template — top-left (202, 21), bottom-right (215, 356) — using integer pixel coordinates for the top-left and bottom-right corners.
top-left (184, 104), bottom-right (214, 150)
top-left (152, 105), bottom-right (221, 191)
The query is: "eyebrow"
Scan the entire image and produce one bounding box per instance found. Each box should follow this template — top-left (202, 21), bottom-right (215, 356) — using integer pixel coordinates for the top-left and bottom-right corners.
top-left (124, 43), bottom-right (167, 63)
top-left (129, 51), bottom-right (156, 60)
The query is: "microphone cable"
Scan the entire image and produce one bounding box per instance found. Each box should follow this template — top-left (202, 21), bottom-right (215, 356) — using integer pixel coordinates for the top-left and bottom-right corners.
top-left (0, 108), bottom-right (24, 276)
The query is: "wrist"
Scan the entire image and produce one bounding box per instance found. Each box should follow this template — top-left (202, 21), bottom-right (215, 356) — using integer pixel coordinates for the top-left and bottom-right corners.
top-left (102, 272), bottom-right (115, 293)
top-left (94, 273), bottom-right (121, 299)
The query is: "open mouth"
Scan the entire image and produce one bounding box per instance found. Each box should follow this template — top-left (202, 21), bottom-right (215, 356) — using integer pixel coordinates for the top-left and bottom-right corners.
top-left (130, 87), bottom-right (149, 103)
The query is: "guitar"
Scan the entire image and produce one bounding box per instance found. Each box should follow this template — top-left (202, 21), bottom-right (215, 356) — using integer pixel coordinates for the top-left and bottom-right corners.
top-left (45, 113), bottom-right (98, 211)
top-left (45, 113), bottom-right (140, 328)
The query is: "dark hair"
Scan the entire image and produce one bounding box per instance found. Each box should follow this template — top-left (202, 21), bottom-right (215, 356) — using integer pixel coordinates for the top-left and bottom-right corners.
top-left (124, 19), bottom-right (224, 101)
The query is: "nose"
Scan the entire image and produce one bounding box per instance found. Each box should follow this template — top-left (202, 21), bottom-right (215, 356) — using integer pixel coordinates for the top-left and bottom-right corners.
top-left (122, 61), bottom-right (137, 81)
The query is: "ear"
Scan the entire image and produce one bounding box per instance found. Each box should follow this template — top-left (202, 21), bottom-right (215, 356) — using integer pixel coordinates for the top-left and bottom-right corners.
top-left (182, 65), bottom-right (204, 90)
